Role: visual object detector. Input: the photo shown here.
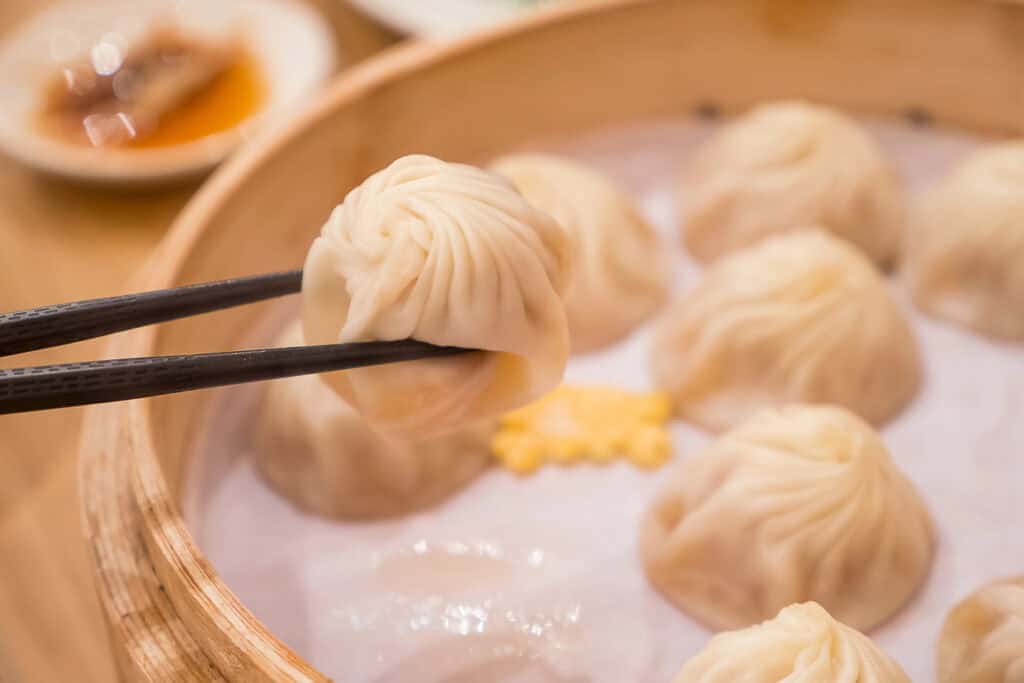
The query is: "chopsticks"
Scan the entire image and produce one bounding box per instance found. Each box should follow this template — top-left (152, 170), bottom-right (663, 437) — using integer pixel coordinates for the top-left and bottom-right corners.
top-left (0, 269), bottom-right (304, 357)
top-left (0, 270), bottom-right (475, 414)
top-left (0, 341), bottom-right (470, 414)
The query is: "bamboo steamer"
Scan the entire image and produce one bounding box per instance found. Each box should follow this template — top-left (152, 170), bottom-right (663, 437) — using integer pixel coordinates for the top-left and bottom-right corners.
top-left (79, 0), bottom-right (1024, 680)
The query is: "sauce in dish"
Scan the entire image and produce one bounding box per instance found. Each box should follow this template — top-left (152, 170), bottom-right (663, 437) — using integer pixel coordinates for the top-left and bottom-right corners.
top-left (36, 27), bottom-right (266, 149)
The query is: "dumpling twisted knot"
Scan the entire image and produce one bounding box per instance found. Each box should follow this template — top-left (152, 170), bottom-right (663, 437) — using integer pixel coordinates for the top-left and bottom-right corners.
top-left (491, 154), bottom-right (669, 352)
top-left (641, 404), bottom-right (934, 633)
top-left (651, 229), bottom-right (921, 432)
top-left (906, 142), bottom-right (1024, 341)
top-left (682, 100), bottom-right (905, 267)
top-left (673, 602), bottom-right (910, 683)
top-left (303, 155), bottom-right (572, 438)
top-left (938, 576), bottom-right (1024, 683)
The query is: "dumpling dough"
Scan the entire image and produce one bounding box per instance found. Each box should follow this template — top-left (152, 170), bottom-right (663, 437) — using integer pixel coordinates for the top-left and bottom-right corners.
top-left (255, 322), bottom-right (493, 519)
top-left (682, 100), bottom-right (904, 267)
top-left (938, 575), bottom-right (1024, 683)
top-left (491, 154), bottom-right (669, 352)
top-left (650, 230), bottom-right (920, 432)
top-left (640, 404), bottom-right (934, 632)
top-left (905, 143), bottom-right (1024, 341)
top-left (673, 602), bottom-right (910, 683)
top-left (302, 155), bottom-right (572, 438)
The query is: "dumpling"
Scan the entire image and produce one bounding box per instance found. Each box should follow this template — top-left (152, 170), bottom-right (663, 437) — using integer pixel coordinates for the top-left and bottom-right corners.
top-left (673, 602), bottom-right (910, 683)
top-left (302, 155), bottom-right (572, 439)
top-left (255, 322), bottom-right (493, 519)
top-left (682, 100), bottom-right (904, 267)
top-left (490, 154), bottom-right (669, 352)
top-left (937, 575), bottom-right (1024, 683)
top-left (650, 230), bottom-right (920, 432)
top-left (905, 143), bottom-right (1024, 341)
top-left (640, 404), bottom-right (934, 632)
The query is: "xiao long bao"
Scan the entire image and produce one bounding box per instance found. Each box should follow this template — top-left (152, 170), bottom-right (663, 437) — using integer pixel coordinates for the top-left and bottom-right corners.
top-left (672, 603), bottom-right (910, 683)
top-left (491, 154), bottom-right (669, 352)
top-left (905, 142), bottom-right (1024, 341)
top-left (640, 404), bottom-right (934, 633)
top-left (302, 155), bottom-right (573, 439)
top-left (681, 100), bottom-right (905, 267)
top-left (650, 230), bottom-right (921, 432)
top-left (254, 323), bottom-right (493, 520)
top-left (938, 575), bottom-right (1024, 683)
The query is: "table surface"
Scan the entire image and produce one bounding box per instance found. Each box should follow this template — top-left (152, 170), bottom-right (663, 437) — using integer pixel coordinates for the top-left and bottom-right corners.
top-left (0, 3), bottom-right (396, 680)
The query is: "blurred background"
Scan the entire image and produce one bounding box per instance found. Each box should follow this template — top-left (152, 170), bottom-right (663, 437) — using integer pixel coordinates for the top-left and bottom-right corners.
top-left (0, 1), bottom-right (556, 680)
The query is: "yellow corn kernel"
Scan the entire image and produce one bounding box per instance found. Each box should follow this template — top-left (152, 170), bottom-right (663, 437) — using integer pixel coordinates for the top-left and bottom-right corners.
top-left (626, 426), bottom-right (671, 469)
top-left (548, 436), bottom-right (586, 463)
top-left (491, 385), bottom-right (674, 474)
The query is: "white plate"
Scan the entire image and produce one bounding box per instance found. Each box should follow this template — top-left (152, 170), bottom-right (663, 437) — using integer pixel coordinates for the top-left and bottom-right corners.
top-left (0, 0), bottom-right (336, 184)
top-left (346, 0), bottom-right (559, 37)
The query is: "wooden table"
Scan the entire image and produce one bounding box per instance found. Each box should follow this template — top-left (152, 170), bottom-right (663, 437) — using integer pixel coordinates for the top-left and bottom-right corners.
top-left (0, 4), bottom-right (395, 681)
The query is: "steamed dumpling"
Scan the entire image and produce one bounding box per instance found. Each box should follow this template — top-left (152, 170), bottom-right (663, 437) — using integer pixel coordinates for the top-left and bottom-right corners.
top-left (491, 154), bottom-right (669, 352)
top-left (640, 404), bottom-right (934, 632)
top-left (938, 576), bottom-right (1024, 683)
top-left (905, 143), bottom-right (1024, 341)
top-left (302, 155), bottom-right (572, 439)
top-left (682, 101), bottom-right (904, 267)
top-left (650, 230), bottom-right (920, 432)
top-left (673, 602), bottom-right (910, 683)
top-left (255, 322), bottom-right (493, 519)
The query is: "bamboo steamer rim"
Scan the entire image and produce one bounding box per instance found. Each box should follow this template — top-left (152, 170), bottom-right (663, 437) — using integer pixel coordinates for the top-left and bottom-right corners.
top-left (79, 0), bottom-right (1024, 680)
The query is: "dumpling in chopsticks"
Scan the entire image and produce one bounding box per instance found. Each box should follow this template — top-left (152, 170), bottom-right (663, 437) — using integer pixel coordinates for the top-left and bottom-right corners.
top-left (254, 322), bottom-right (493, 519)
top-left (491, 154), bottom-right (669, 352)
top-left (640, 404), bottom-right (934, 633)
top-left (682, 100), bottom-right (905, 267)
top-left (905, 142), bottom-right (1024, 341)
top-left (302, 155), bottom-right (572, 439)
top-left (938, 575), bottom-right (1024, 683)
top-left (650, 230), bottom-right (920, 432)
top-left (672, 602), bottom-right (910, 683)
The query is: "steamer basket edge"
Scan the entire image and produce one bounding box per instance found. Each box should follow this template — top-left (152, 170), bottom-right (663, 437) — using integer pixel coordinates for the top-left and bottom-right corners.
top-left (78, 1), bottom-right (1024, 680)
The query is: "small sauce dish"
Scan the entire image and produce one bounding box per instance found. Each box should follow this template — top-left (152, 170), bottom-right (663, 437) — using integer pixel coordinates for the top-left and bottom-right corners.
top-left (0, 0), bottom-right (336, 184)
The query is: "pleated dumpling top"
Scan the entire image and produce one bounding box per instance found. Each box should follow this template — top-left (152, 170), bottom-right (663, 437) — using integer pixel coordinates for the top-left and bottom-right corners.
top-left (302, 155), bottom-right (572, 438)
top-left (651, 230), bottom-right (921, 432)
top-left (492, 154), bottom-right (669, 352)
top-left (682, 100), bottom-right (905, 267)
top-left (641, 404), bottom-right (934, 632)
top-left (906, 142), bottom-right (1024, 341)
top-left (938, 575), bottom-right (1024, 683)
top-left (673, 602), bottom-right (910, 683)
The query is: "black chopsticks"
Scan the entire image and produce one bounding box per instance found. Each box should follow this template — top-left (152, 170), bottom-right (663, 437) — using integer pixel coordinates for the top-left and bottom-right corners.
top-left (0, 270), bottom-right (476, 414)
top-left (0, 340), bottom-right (470, 414)
top-left (0, 269), bottom-right (303, 357)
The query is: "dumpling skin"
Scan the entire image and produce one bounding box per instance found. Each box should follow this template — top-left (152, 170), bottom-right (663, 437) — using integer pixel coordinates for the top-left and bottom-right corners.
top-left (938, 576), bottom-right (1024, 683)
top-left (650, 230), bottom-right (920, 432)
top-left (673, 602), bottom-right (910, 683)
top-left (302, 155), bottom-right (572, 439)
top-left (255, 322), bottom-right (493, 519)
top-left (491, 154), bottom-right (669, 352)
top-left (640, 404), bottom-right (934, 632)
top-left (905, 143), bottom-right (1024, 341)
top-left (682, 101), bottom-right (905, 267)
